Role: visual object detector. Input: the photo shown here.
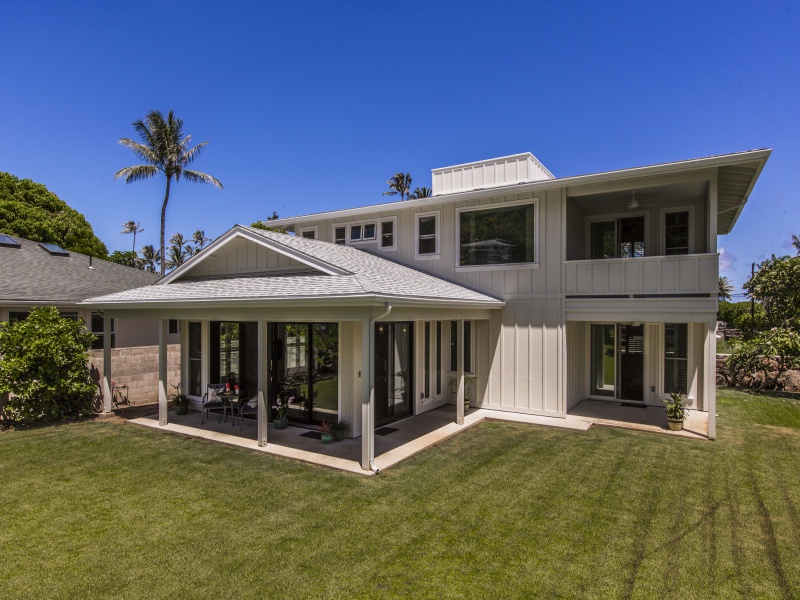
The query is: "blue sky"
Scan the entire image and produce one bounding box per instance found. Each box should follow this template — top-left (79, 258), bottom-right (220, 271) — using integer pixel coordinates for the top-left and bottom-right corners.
top-left (1, 1), bottom-right (797, 297)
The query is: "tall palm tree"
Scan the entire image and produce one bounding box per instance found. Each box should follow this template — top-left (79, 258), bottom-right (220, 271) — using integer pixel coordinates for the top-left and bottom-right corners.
top-left (139, 244), bottom-right (161, 273)
top-left (718, 276), bottom-right (734, 301)
top-left (408, 186), bottom-right (432, 200)
top-left (114, 110), bottom-right (223, 275)
top-left (792, 233), bottom-right (800, 256)
top-left (120, 221), bottom-right (144, 251)
top-left (382, 172), bottom-right (412, 201)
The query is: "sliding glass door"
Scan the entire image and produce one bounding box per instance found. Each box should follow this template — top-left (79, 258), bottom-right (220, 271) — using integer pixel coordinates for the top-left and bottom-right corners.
top-left (590, 323), bottom-right (644, 402)
top-left (271, 323), bottom-right (338, 425)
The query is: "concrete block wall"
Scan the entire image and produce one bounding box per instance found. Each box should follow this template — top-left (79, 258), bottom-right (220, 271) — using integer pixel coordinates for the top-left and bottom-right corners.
top-left (89, 344), bottom-right (181, 405)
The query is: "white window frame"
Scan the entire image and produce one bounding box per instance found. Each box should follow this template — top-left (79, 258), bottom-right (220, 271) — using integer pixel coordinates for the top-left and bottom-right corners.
top-left (332, 218), bottom-right (396, 248)
top-left (333, 225), bottom-right (346, 245)
top-left (415, 210), bottom-right (440, 260)
top-left (379, 217), bottom-right (397, 251)
top-left (455, 198), bottom-right (539, 271)
top-left (299, 226), bottom-right (318, 240)
top-left (659, 322), bottom-right (694, 402)
top-left (660, 207), bottom-right (695, 256)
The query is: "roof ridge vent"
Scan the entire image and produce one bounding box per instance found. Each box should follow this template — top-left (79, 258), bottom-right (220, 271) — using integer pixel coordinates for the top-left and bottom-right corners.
top-left (431, 152), bottom-right (554, 195)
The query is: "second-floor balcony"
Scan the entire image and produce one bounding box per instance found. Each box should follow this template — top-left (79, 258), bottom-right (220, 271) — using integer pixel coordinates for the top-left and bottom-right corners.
top-left (563, 253), bottom-right (718, 296)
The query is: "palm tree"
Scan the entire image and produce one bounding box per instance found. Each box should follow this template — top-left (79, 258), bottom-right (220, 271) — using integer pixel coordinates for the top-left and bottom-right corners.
top-left (190, 229), bottom-right (211, 255)
top-left (408, 186), bottom-right (432, 200)
top-left (114, 110), bottom-right (223, 275)
top-left (120, 221), bottom-right (144, 251)
top-left (139, 244), bottom-right (161, 273)
top-left (792, 234), bottom-right (800, 256)
top-left (164, 244), bottom-right (189, 272)
top-left (382, 173), bottom-right (412, 201)
top-left (718, 276), bottom-right (734, 301)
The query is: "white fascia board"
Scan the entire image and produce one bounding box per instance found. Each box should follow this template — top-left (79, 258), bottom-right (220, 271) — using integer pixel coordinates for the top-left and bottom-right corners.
top-left (267, 149), bottom-right (771, 228)
top-left (159, 226), bottom-right (350, 285)
top-left (80, 294), bottom-right (504, 311)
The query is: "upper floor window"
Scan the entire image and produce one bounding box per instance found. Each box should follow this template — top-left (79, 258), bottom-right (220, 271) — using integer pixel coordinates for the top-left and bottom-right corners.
top-left (334, 219), bottom-right (394, 247)
top-left (169, 319), bottom-right (180, 334)
top-left (590, 216), bottom-right (645, 259)
top-left (381, 219), bottom-right (396, 250)
top-left (664, 211), bottom-right (690, 255)
top-left (416, 212), bottom-right (439, 258)
top-left (458, 201), bottom-right (536, 266)
top-left (300, 227), bottom-right (317, 240)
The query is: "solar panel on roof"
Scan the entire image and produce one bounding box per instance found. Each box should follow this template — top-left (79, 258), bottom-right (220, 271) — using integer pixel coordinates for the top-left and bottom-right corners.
top-left (39, 242), bottom-right (69, 256)
top-left (0, 234), bottom-right (21, 248)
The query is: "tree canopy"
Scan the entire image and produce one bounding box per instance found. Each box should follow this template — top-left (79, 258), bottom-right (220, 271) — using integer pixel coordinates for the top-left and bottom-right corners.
top-left (114, 109), bottom-right (222, 276)
top-left (0, 171), bottom-right (108, 258)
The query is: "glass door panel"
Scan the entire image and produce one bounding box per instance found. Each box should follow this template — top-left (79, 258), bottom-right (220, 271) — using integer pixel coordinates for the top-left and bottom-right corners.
top-left (375, 322), bottom-right (413, 427)
top-left (311, 324), bottom-right (338, 424)
top-left (590, 324), bottom-right (615, 397)
top-left (591, 221), bottom-right (616, 259)
top-left (618, 217), bottom-right (645, 258)
top-left (617, 324), bottom-right (644, 401)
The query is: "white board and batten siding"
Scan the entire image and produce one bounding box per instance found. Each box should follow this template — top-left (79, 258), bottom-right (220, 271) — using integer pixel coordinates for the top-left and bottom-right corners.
top-left (190, 237), bottom-right (313, 277)
top-left (432, 152), bottom-right (554, 196)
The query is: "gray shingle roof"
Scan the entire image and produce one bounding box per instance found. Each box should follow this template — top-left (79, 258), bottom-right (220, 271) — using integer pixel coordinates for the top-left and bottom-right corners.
top-left (82, 226), bottom-right (502, 307)
top-left (0, 236), bottom-right (160, 304)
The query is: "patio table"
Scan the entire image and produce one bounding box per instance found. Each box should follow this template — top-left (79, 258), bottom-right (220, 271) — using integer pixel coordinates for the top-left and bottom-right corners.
top-left (218, 392), bottom-right (241, 426)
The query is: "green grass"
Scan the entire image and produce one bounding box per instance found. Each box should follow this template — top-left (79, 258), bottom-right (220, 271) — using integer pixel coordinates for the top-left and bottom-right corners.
top-left (1, 389), bottom-right (800, 598)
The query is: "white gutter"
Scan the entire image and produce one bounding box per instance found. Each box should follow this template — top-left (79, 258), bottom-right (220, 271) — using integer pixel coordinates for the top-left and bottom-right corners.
top-left (367, 303), bottom-right (392, 472)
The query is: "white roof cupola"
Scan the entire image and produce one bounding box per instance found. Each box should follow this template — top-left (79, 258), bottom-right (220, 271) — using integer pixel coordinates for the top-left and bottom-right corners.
top-left (431, 152), bottom-right (554, 196)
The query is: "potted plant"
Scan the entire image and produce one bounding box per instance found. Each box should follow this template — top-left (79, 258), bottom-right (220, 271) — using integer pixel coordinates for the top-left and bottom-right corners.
top-left (320, 420), bottom-right (334, 444)
top-left (449, 375), bottom-right (478, 414)
top-left (171, 383), bottom-right (191, 415)
top-left (272, 392), bottom-right (293, 430)
top-left (332, 419), bottom-right (349, 442)
top-left (664, 391), bottom-right (689, 431)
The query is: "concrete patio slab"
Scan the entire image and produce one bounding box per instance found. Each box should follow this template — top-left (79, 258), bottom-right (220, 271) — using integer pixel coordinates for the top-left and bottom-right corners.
top-left (568, 399), bottom-right (710, 440)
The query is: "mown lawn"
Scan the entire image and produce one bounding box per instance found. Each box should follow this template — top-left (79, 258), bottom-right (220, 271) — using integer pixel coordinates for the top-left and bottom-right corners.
top-left (1, 389), bottom-right (799, 598)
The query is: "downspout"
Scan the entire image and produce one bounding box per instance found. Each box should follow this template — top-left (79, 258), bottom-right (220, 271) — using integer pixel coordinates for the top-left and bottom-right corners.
top-left (368, 303), bottom-right (392, 472)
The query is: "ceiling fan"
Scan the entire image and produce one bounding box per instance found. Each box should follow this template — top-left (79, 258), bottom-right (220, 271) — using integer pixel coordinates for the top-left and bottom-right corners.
top-left (625, 191), bottom-right (657, 211)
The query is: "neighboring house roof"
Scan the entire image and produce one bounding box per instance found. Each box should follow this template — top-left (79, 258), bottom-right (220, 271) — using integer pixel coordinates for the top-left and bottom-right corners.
top-left (265, 149), bottom-right (771, 236)
top-left (0, 236), bottom-right (160, 305)
top-left (82, 226), bottom-right (503, 309)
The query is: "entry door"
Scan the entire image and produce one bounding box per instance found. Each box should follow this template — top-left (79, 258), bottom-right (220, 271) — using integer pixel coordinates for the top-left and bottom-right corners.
top-left (374, 322), bottom-right (413, 427)
top-left (617, 324), bottom-right (644, 401)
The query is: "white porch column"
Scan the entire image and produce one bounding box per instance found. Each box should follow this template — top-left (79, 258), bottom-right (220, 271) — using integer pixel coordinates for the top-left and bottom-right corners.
top-left (158, 319), bottom-right (168, 426)
top-left (257, 319), bottom-right (268, 447)
top-left (102, 314), bottom-right (113, 414)
top-left (456, 319), bottom-right (465, 425)
top-left (361, 317), bottom-right (374, 470)
top-left (706, 320), bottom-right (717, 440)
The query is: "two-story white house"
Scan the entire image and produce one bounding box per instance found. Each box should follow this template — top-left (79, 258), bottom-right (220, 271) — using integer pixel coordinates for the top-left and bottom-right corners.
top-left (84, 148), bottom-right (770, 470)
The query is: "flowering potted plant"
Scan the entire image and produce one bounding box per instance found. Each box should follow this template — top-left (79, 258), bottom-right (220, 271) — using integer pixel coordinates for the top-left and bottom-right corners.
top-left (320, 420), bottom-right (334, 444)
top-left (272, 393), bottom-right (293, 430)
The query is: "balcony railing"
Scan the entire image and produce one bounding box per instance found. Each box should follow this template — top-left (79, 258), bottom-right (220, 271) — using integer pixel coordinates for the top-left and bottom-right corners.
top-left (563, 253), bottom-right (718, 295)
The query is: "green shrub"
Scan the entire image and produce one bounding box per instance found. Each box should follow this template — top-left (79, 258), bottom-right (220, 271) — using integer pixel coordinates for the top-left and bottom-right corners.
top-left (0, 307), bottom-right (97, 423)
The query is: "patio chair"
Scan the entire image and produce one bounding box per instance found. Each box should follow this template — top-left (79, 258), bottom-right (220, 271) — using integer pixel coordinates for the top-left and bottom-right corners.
top-left (238, 394), bottom-right (259, 430)
top-left (202, 384), bottom-right (227, 424)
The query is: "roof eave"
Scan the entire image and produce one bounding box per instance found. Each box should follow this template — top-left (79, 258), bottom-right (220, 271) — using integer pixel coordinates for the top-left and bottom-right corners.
top-left (266, 149), bottom-right (773, 228)
top-left (79, 293), bottom-right (504, 311)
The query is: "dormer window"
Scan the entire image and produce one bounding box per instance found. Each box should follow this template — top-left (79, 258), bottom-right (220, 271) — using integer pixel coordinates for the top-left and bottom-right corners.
top-left (349, 222), bottom-right (377, 243)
